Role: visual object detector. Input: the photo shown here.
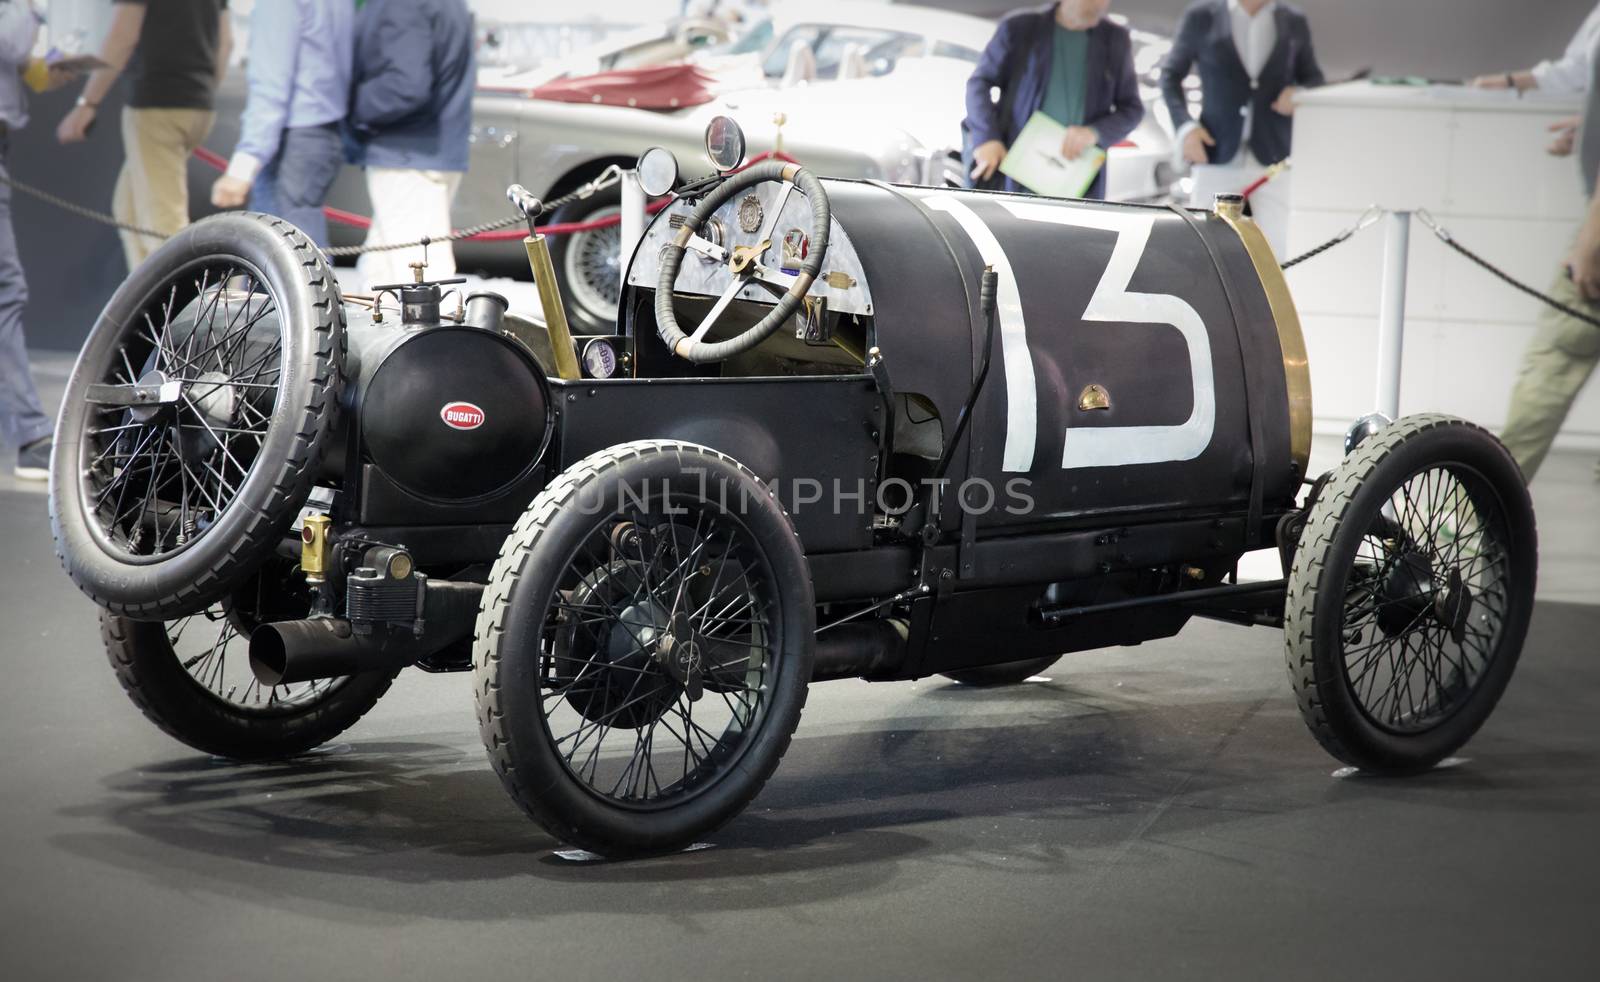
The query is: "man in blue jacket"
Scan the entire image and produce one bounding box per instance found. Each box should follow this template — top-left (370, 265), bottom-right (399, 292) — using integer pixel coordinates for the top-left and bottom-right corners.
top-left (1160, 0), bottom-right (1323, 256)
top-left (963, 0), bottom-right (1144, 201)
top-left (346, 0), bottom-right (474, 285)
top-left (210, 0), bottom-right (353, 247)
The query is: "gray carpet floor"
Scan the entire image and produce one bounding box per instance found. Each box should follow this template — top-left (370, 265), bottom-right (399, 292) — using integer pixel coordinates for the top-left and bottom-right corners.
top-left (1, 476), bottom-right (1597, 980)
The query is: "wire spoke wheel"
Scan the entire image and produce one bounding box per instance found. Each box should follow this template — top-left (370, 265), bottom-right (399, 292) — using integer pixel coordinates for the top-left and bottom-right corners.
top-left (476, 441), bottom-right (814, 857)
top-left (80, 261), bottom-right (282, 562)
top-left (1337, 465), bottom-right (1510, 733)
top-left (539, 504), bottom-right (774, 808)
top-left (166, 560), bottom-right (344, 715)
top-left (562, 204), bottom-right (623, 328)
top-left (52, 213), bottom-right (344, 619)
top-left (1286, 415), bottom-right (1537, 773)
top-left (101, 555), bottom-right (399, 761)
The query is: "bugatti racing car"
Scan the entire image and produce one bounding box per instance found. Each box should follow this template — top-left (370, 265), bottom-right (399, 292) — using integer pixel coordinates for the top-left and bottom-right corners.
top-left (50, 118), bottom-right (1537, 857)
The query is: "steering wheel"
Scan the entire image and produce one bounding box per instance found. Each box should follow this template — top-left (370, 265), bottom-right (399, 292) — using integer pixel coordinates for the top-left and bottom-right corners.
top-left (655, 160), bottom-right (830, 364)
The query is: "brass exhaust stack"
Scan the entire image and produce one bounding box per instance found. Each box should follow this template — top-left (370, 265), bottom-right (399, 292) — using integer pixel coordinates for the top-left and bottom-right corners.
top-left (524, 234), bottom-right (583, 381)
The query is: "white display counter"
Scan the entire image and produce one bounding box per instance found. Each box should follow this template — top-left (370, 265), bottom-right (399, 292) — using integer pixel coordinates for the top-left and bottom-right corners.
top-left (1286, 81), bottom-right (1599, 449)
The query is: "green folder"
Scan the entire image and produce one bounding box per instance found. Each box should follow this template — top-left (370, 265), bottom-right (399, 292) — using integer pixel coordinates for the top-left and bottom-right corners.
top-left (998, 112), bottom-right (1106, 199)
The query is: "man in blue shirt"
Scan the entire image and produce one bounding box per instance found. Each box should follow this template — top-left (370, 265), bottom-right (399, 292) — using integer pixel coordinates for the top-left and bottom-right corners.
top-left (964, 1), bottom-right (1144, 201)
top-left (0, 0), bottom-right (53, 478)
top-left (210, 0), bottom-right (354, 247)
top-left (346, 0), bottom-right (474, 285)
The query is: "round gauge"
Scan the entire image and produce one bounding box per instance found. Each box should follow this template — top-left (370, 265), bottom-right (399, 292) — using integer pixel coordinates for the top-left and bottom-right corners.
top-left (582, 337), bottom-right (620, 379)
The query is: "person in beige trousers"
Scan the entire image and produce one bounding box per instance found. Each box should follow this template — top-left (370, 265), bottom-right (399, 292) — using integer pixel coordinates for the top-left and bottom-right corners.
top-left (1498, 33), bottom-right (1600, 484)
top-left (57, 0), bottom-right (231, 271)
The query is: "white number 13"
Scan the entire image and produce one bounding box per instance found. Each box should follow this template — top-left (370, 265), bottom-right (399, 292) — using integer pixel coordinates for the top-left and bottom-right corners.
top-left (925, 195), bottom-right (1216, 473)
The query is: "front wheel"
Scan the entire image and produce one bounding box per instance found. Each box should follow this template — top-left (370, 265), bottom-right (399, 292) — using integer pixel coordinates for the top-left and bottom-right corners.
top-left (1285, 414), bottom-right (1537, 773)
top-left (474, 440), bottom-right (814, 856)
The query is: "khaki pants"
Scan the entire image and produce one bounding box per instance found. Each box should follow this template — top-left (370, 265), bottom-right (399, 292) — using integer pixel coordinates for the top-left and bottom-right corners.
top-left (1500, 254), bottom-right (1600, 481)
top-left (113, 107), bottom-right (215, 271)
top-left (354, 167), bottom-right (462, 288)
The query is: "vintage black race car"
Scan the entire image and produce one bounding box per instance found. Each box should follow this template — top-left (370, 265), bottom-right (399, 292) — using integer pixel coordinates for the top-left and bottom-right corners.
top-left (49, 118), bottom-right (1536, 858)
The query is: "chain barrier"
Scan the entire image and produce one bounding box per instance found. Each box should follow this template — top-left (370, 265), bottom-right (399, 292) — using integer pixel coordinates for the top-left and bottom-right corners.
top-left (1279, 205), bottom-right (1384, 270)
top-left (1414, 209), bottom-right (1600, 332)
top-left (0, 163), bottom-right (627, 255)
top-left (0, 168), bottom-right (171, 241)
top-left (12, 159), bottom-right (1599, 331)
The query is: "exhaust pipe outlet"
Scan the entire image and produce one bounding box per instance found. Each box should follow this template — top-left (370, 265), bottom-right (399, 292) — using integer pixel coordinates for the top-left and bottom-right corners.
top-left (811, 619), bottom-right (906, 682)
top-left (249, 618), bottom-right (434, 686)
top-left (249, 580), bottom-right (483, 685)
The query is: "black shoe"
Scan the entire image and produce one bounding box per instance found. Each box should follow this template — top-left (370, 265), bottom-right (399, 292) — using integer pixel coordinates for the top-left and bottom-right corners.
top-left (14, 437), bottom-right (51, 481)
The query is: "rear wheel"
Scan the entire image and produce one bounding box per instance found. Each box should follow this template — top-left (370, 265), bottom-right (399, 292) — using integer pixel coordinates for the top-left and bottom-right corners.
top-left (943, 656), bottom-right (1060, 687)
top-left (1285, 414), bottom-right (1537, 773)
top-left (475, 441), bottom-right (813, 856)
top-left (103, 557), bottom-right (399, 760)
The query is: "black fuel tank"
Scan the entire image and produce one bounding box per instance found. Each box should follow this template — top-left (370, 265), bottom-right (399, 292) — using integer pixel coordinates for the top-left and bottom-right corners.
top-left (348, 320), bottom-right (553, 504)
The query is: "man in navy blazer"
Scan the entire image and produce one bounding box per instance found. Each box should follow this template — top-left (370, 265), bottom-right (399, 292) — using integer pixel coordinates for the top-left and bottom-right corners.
top-left (964, 1), bottom-right (1144, 200)
top-left (1160, 0), bottom-right (1323, 254)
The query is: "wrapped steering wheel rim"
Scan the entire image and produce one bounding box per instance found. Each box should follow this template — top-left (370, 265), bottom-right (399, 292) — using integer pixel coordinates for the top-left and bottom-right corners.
top-left (654, 160), bottom-right (830, 364)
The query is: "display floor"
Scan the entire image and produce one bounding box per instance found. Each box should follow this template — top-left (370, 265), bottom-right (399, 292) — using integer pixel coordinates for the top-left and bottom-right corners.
top-left (2, 356), bottom-right (1597, 980)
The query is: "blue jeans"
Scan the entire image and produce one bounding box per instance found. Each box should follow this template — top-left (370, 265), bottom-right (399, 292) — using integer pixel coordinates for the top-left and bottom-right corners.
top-left (0, 133), bottom-right (52, 449)
top-left (249, 124), bottom-right (343, 248)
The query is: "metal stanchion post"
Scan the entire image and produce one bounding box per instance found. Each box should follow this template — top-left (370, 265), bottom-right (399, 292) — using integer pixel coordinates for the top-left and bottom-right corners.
top-left (620, 169), bottom-right (645, 275)
top-left (1375, 210), bottom-right (1412, 419)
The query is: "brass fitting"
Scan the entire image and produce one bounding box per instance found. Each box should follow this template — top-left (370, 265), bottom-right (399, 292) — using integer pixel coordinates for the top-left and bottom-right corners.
top-left (301, 514), bottom-right (331, 583)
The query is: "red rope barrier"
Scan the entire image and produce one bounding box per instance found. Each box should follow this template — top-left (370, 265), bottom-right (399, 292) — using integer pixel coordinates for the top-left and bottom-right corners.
top-left (189, 146), bottom-right (803, 240)
top-left (1240, 160), bottom-right (1290, 202)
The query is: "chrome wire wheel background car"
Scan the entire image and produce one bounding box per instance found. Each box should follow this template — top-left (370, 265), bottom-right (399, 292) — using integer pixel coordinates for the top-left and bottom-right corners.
top-left (101, 558), bottom-right (400, 761)
top-left (561, 203), bottom-right (623, 331)
top-left (544, 187), bottom-right (624, 334)
top-left (51, 213), bottom-right (345, 619)
top-left (476, 441), bottom-right (814, 857)
top-left (1286, 414), bottom-right (1537, 774)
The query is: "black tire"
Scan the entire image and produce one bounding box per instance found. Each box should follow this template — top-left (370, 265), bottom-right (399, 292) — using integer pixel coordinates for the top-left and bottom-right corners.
top-left (543, 185), bottom-right (622, 334)
top-left (1285, 414), bottom-right (1537, 773)
top-left (50, 212), bottom-right (344, 620)
top-left (943, 656), bottom-right (1060, 687)
top-left (102, 558), bottom-right (398, 761)
top-left (475, 440), bottom-right (814, 856)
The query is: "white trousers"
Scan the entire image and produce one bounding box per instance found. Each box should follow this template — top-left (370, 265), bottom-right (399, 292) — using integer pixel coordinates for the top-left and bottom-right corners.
top-left (1188, 151), bottom-right (1292, 259)
top-left (355, 167), bottom-right (463, 288)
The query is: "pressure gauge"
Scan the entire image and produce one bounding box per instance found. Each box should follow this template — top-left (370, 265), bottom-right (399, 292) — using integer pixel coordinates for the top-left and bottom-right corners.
top-left (582, 337), bottom-right (620, 379)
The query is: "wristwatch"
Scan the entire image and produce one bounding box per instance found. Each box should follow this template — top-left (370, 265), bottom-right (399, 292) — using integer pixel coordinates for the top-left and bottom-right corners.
top-left (75, 96), bottom-right (98, 110)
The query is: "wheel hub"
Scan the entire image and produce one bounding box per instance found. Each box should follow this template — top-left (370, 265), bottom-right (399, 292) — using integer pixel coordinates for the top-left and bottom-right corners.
top-left (1377, 551), bottom-right (1435, 636)
top-left (562, 583), bottom-right (681, 728)
top-left (656, 611), bottom-right (705, 702)
top-left (127, 369), bottom-right (178, 424)
top-left (188, 371), bottom-right (238, 424)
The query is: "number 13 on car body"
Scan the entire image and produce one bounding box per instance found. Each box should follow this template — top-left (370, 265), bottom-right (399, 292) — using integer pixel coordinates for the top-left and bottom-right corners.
top-left (926, 195), bottom-right (1216, 473)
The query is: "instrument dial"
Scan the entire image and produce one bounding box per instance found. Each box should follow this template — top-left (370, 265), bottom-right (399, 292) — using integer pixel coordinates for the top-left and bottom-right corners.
top-left (582, 337), bottom-right (620, 379)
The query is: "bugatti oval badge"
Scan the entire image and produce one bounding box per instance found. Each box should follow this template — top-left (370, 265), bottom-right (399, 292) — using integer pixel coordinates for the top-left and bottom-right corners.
top-left (440, 401), bottom-right (485, 431)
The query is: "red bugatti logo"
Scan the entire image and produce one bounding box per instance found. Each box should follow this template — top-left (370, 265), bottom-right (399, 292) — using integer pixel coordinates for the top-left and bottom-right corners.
top-left (439, 401), bottom-right (485, 430)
